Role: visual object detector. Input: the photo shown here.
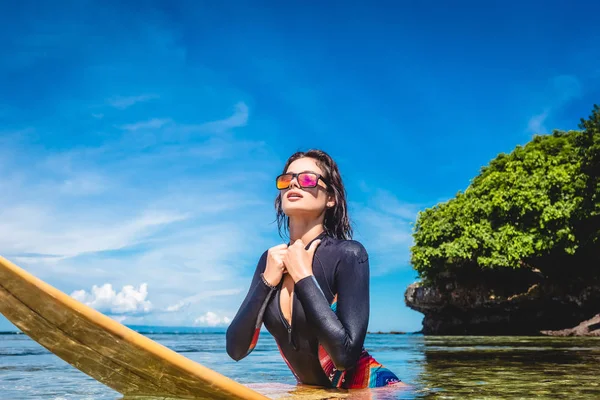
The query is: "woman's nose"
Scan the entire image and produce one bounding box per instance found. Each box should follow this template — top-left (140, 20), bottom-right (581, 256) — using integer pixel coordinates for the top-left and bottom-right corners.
top-left (289, 175), bottom-right (300, 189)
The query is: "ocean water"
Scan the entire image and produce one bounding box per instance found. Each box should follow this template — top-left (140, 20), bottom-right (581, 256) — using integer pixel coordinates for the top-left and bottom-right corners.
top-left (1, 330), bottom-right (600, 399)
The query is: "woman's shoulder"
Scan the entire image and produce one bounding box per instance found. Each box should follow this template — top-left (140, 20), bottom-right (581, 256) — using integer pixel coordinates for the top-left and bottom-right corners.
top-left (325, 236), bottom-right (369, 263)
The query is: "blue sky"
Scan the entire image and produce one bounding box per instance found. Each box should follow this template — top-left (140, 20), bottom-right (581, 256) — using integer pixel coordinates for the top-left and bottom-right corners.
top-left (1, 1), bottom-right (599, 332)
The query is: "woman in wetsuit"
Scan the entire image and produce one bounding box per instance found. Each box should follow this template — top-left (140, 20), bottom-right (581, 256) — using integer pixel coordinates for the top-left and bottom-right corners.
top-left (226, 149), bottom-right (403, 389)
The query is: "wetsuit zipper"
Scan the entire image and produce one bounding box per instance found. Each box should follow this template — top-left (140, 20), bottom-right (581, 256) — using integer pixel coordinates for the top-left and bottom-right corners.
top-left (277, 284), bottom-right (297, 350)
top-left (277, 233), bottom-right (323, 351)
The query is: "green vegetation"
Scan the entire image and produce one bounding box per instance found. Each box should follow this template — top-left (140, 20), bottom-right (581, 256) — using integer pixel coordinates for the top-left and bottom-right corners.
top-left (411, 105), bottom-right (600, 282)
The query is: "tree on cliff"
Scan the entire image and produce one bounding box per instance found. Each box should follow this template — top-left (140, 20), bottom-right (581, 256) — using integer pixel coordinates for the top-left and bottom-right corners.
top-left (411, 105), bottom-right (600, 282)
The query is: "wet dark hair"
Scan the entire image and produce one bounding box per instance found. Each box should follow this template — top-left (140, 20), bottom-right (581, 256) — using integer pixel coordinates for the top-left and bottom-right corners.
top-left (275, 149), bottom-right (353, 240)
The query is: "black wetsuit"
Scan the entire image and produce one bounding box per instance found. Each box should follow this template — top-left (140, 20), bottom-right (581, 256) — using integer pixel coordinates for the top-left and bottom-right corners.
top-left (226, 231), bottom-right (400, 388)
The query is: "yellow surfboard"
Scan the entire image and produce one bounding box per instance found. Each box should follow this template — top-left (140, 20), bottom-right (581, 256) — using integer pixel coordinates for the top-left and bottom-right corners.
top-left (0, 255), bottom-right (269, 400)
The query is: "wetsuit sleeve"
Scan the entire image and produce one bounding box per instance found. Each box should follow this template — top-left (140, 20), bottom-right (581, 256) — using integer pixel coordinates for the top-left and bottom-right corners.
top-left (226, 250), bottom-right (276, 361)
top-left (294, 241), bottom-right (369, 371)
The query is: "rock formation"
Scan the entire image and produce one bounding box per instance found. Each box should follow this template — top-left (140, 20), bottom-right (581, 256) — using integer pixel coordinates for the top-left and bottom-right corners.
top-left (541, 314), bottom-right (600, 337)
top-left (404, 273), bottom-right (600, 335)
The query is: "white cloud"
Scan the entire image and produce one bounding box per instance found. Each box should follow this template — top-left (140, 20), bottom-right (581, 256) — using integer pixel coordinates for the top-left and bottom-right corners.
top-left (352, 186), bottom-right (419, 275)
top-left (527, 74), bottom-right (582, 134)
top-left (194, 311), bottom-right (231, 327)
top-left (165, 288), bottom-right (244, 312)
top-left (71, 283), bottom-right (152, 315)
top-left (198, 102), bottom-right (249, 133)
top-left (107, 94), bottom-right (159, 109)
top-left (58, 173), bottom-right (109, 196)
top-left (120, 118), bottom-right (172, 131)
top-left (527, 110), bottom-right (549, 134)
top-left (115, 102), bottom-right (249, 144)
top-left (0, 101), bottom-right (278, 328)
top-left (0, 207), bottom-right (189, 259)
top-left (369, 189), bottom-right (421, 220)
top-left (165, 303), bottom-right (185, 313)
top-left (178, 102), bottom-right (249, 135)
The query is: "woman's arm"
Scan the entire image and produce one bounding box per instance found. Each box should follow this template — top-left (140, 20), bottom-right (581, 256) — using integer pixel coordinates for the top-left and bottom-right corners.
top-left (294, 241), bottom-right (369, 370)
top-left (226, 250), bottom-right (276, 361)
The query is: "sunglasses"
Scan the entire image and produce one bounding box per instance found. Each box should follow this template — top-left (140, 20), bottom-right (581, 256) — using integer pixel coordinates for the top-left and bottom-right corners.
top-left (276, 172), bottom-right (329, 190)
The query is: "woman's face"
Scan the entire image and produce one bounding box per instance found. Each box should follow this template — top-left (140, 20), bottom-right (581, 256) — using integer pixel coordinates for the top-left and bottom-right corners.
top-left (280, 157), bottom-right (334, 219)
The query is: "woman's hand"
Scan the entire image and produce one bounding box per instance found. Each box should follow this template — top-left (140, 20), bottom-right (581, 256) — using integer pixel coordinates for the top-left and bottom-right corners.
top-left (283, 239), bottom-right (321, 283)
top-left (263, 244), bottom-right (289, 286)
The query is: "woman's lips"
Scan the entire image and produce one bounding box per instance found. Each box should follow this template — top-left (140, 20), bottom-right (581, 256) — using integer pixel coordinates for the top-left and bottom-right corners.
top-left (287, 191), bottom-right (303, 200)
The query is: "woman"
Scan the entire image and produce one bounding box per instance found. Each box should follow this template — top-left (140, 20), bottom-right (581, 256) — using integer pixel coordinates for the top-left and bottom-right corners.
top-left (226, 149), bottom-right (403, 389)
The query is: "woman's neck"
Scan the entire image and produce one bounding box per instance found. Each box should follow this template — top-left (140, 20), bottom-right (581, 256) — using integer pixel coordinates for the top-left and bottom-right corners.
top-left (288, 218), bottom-right (325, 244)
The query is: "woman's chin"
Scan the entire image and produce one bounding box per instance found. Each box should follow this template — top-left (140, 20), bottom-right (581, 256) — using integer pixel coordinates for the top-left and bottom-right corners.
top-left (282, 206), bottom-right (321, 218)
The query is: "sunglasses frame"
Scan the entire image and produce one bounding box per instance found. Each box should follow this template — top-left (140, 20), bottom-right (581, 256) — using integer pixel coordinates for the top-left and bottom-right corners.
top-left (276, 171), bottom-right (329, 190)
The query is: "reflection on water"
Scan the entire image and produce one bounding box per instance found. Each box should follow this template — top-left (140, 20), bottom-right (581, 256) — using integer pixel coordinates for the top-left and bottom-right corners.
top-left (413, 336), bottom-right (600, 399)
top-left (2, 333), bottom-right (600, 399)
top-left (119, 382), bottom-right (414, 400)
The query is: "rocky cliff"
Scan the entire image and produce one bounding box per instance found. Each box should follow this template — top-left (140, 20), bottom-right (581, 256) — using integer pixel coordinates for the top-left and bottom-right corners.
top-left (541, 314), bottom-right (600, 336)
top-left (404, 273), bottom-right (600, 335)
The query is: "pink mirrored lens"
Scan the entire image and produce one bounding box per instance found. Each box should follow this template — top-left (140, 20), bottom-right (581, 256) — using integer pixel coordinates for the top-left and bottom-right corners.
top-left (298, 173), bottom-right (318, 187)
